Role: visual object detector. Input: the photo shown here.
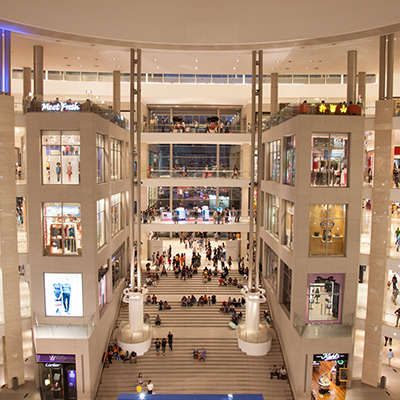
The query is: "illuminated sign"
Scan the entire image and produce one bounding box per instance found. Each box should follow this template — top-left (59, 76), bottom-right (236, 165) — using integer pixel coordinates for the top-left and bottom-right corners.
top-left (41, 102), bottom-right (81, 112)
top-left (320, 220), bottom-right (335, 228)
top-left (340, 104), bottom-right (348, 114)
top-left (318, 103), bottom-right (327, 113)
top-left (45, 363), bottom-right (61, 368)
top-left (329, 104), bottom-right (337, 113)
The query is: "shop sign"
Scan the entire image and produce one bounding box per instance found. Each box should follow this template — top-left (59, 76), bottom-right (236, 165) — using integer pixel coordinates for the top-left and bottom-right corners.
top-left (41, 102), bottom-right (81, 112)
top-left (45, 363), bottom-right (61, 368)
top-left (37, 354), bottom-right (76, 363)
top-left (320, 220), bottom-right (335, 228)
top-left (314, 353), bottom-right (348, 362)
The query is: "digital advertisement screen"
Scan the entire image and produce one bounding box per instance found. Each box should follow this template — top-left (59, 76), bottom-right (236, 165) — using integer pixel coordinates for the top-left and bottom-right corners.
top-left (44, 273), bottom-right (83, 317)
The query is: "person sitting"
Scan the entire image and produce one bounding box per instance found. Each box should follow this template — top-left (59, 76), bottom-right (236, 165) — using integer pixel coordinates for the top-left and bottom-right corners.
top-left (151, 294), bottom-right (157, 304)
top-left (158, 300), bottom-right (163, 310)
top-left (264, 310), bottom-right (272, 323)
top-left (130, 350), bottom-right (137, 364)
top-left (122, 350), bottom-right (130, 362)
top-left (213, 267), bottom-right (218, 276)
top-left (145, 295), bottom-right (151, 306)
top-left (219, 303), bottom-right (225, 313)
top-left (279, 366), bottom-right (287, 380)
top-left (241, 297), bottom-right (246, 306)
top-left (117, 347), bottom-right (124, 360)
top-left (161, 266), bottom-right (167, 276)
top-left (199, 347), bottom-right (206, 361)
top-left (211, 293), bottom-right (217, 304)
top-left (202, 275), bottom-right (208, 283)
top-left (237, 280), bottom-right (244, 289)
top-left (227, 277), bottom-right (233, 285)
top-left (193, 266), bottom-right (198, 275)
top-left (270, 365), bottom-right (278, 379)
top-left (193, 349), bottom-right (199, 359)
top-left (155, 315), bottom-right (161, 325)
top-left (231, 312), bottom-right (238, 325)
top-left (237, 311), bottom-right (243, 319)
top-left (181, 296), bottom-right (187, 307)
top-left (164, 301), bottom-right (171, 310)
top-left (218, 277), bottom-right (224, 286)
top-left (233, 278), bottom-right (238, 286)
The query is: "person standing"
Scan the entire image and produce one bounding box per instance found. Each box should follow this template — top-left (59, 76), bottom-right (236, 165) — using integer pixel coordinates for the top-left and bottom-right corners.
top-left (387, 348), bottom-right (394, 365)
top-left (167, 331), bottom-right (174, 350)
top-left (393, 165), bottom-right (399, 188)
top-left (138, 373), bottom-right (143, 388)
top-left (161, 338), bottom-right (167, 356)
top-left (395, 307), bottom-right (400, 327)
top-left (147, 380), bottom-right (154, 394)
top-left (393, 286), bottom-right (399, 305)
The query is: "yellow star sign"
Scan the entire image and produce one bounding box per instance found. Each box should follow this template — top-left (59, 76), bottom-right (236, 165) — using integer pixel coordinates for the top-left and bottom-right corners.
top-left (330, 104), bottom-right (337, 113)
top-left (319, 103), bottom-right (327, 113)
top-left (340, 104), bottom-right (347, 114)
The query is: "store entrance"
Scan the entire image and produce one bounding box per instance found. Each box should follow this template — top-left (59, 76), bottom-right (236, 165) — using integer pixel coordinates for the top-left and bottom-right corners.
top-left (312, 354), bottom-right (348, 400)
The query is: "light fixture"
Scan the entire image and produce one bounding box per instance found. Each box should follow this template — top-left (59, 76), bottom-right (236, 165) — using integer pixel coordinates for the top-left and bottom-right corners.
top-left (157, 66), bottom-right (159, 69)
top-left (113, 58), bottom-right (115, 60)
top-left (79, 65), bottom-right (82, 67)
top-left (195, 67), bottom-right (197, 69)
top-left (195, 59), bottom-right (198, 62)
top-left (233, 67), bottom-right (236, 70)
top-left (77, 57), bottom-right (80, 59)
top-left (154, 58), bottom-right (156, 61)
top-left (237, 59), bottom-right (239, 62)
top-left (310, 60), bottom-right (312, 62)
top-left (95, 96), bottom-right (100, 100)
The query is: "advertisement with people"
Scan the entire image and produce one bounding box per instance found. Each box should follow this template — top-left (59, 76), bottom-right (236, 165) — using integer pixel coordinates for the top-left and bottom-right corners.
top-left (44, 273), bottom-right (83, 317)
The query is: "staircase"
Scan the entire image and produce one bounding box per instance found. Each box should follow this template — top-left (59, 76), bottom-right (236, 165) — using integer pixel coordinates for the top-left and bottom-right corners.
top-left (97, 252), bottom-right (293, 400)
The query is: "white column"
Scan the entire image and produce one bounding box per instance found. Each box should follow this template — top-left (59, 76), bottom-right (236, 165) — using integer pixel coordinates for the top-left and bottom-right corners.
top-left (347, 50), bottom-right (357, 105)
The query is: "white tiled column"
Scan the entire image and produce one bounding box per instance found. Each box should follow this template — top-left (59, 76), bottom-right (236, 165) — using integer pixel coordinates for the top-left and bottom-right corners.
top-left (0, 96), bottom-right (25, 387)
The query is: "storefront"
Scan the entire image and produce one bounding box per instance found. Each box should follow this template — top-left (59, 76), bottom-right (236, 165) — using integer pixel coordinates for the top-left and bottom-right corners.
top-left (312, 353), bottom-right (348, 399)
top-left (37, 354), bottom-right (77, 400)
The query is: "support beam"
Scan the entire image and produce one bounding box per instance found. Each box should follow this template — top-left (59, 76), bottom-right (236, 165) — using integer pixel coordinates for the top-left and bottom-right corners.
top-left (387, 33), bottom-right (394, 100)
top-left (23, 67), bottom-right (31, 98)
top-left (379, 36), bottom-right (386, 100)
top-left (358, 71), bottom-right (366, 106)
top-left (347, 50), bottom-right (357, 105)
top-left (33, 45), bottom-right (44, 102)
top-left (270, 73), bottom-right (278, 115)
top-left (113, 70), bottom-right (121, 113)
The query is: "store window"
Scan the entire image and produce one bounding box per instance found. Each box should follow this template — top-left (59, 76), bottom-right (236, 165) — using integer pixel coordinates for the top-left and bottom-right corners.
top-left (285, 201), bottom-right (294, 250)
top-left (266, 246), bottom-right (278, 291)
top-left (16, 196), bottom-right (27, 253)
top-left (43, 203), bottom-right (82, 255)
top-left (284, 135), bottom-right (295, 185)
top-left (363, 131), bottom-right (374, 187)
top-left (307, 274), bottom-right (343, 323)
top-left (97, 133), bottom-right (105, 183)
top-left (110, 138), bottom-right (122, 181)
top-left (97, 199), bottom-right (106, 249)
top-left (98, 262), bottom-right (109, 312)
top-left (112, 243), bottom-right (125, 290)
top-left (309, 204), bottom-right (346, 256)
top-left (282, 263), bottom-right (292, 313)
top-left (268, 140), bottom-right (281, 182)
top-left (311, 134), bottom-right (348, 187)
top-left (41, 131), bottom-right (80, 185)
top-left (111, 193), bottom-right (122, 236)
top-left (266, 194), bottom-right (279, 238)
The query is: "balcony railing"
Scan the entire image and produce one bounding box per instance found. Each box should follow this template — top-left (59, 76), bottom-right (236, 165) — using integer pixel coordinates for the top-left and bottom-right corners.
top-left (24, 98), bottom-right (129, 129)
top-left (145, 168), bottom-right (245, 179)
top-left (145, 124), bottom-right (246, 134)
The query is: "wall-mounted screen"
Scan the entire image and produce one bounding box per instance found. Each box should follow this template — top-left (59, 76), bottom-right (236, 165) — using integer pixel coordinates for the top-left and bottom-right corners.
top-left (44, 273), bottom-right (83, 317)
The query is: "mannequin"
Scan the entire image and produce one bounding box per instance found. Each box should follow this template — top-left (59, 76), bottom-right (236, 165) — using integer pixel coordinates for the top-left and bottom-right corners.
top-left (67, 162), bottom-right (73, 182)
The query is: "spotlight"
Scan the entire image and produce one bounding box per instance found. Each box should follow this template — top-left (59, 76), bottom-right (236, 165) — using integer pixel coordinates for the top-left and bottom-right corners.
top-left (228, 395), bottom-right (233, 399)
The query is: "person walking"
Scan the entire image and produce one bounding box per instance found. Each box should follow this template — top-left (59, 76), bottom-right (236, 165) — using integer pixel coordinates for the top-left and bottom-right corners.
top-left (393, 286), bottom-right (399, 305)
top-left (168, 331), bottom-right (174, 350)
top-left (155, 338), bottom-right (161, 356)
top-left (162, 338), bottom-right (167, 356)
top-left (395, 307), bottom-right (400, 327)
top-left (387, 348), bottom-right (394, 365)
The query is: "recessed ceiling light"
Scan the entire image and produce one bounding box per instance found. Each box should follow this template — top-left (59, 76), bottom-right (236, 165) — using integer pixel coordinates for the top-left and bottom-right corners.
top-left (113, 58), bottom-right (115, 60)
top-left (154, 58), bottom-right (156, 61)
top-left (237, 60), bottom-right (239, 62)
top-left (157, 66), bottom-right (159, 69)
top-left (77, 57), bottom-right (80, 59)
top-left (306, 67), bottom-right (309, 69)
top-left (195, 59), bottom-right (198, 62)
top-left (277, 61), bottom-right (280, 63)
top-left (195, 67), bottom-right (197, 69)
top-left (80, 65), bottom-right (82, 67)
top-left (272, 67), bottom-right (275, 70)
top-left (233, 67), bottom-right (236, 70)
top-left (310, 60), bottom-right (313, 62)
top-left (118, 65), bottom-right (120, 68)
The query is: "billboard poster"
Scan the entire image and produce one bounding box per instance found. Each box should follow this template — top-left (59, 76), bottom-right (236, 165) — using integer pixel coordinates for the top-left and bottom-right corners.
top-left (44, 273), bottom-right (83, 317)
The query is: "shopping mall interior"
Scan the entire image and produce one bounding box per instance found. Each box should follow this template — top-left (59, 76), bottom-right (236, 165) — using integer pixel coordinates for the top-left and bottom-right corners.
top-left (1, 2), bottom-right (400, 400)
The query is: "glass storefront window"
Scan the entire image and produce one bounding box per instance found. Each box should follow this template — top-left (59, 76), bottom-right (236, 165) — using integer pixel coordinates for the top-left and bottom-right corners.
top-left (363, 131), bottom-right (374, 187)
top-left (285, 201), bottom-right (294, 250)
top-left (266, 194), bottom-right (279, 238)
top-left (266, 246), bottom-right (278, 291)
top-left (269, 140), bottom-right (281, 182)
top-left (311, 134), bottom-right (348, 187)
top-left (43, 203), bottom-right (82, 255)
top-left (97, 133), bottom-right (105, 183)
top-left (16, 196), bottom-right (28, 253)
top-left (110, 138), bottom-right (122, 180)
top-left (98, 262), bottom-right (109, 312)
top-left (282, 263), bottom-right (292, 313)
top-left (42, 131), bottom-right (80, 185)
top-left (219, 144), bottom-right (241, 172)
top-left (148, 144), bottom-right (170, 177)
top-left (97, 199), bottom-right (106, 249)
top-left (111, 193), bottom-right (122, 236)
top-left (306, 274), bottom-right (343, 323)
top-left (172, 144), bottom-right (217, 175)
top-left (218, 187), bottom-right (241, 211)
top-left (360, 199), bottom-right (371, 255)
top-left (285, 135), bottom-right (295, 185)
top-left (172, 186), bottom-right (217, 211)
top-left (112, 243), bottom-right (125, 290)
top-left (309, 204), bottom-right (346, 256)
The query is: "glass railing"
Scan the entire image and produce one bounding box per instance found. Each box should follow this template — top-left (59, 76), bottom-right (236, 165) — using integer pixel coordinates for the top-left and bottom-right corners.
top-left (236, 319), bottom-right (272, 343)
top-left (145, 168), bottom-right (246, 179)
top-left (34, 312), bottom-right (96, 339)
top-left (145, 124), bottom-right (246, 134)
top-left (263, 102), bottom-right (363, 131)
top-left (24, 99), bottom-right (129, 129)
top-left (293, 313), bottom-right (353, 339)
top-left (117, 320), bottom-right (152, 343)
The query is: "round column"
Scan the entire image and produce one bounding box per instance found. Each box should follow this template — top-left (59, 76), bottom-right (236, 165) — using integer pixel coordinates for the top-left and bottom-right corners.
top-left (242, 287), bottom-right (266, 332)
top-left (123, 287), bottom-right (148, 332)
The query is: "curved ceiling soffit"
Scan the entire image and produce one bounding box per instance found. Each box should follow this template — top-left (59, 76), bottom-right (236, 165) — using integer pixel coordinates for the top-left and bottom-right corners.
top-left (1, 19), bottom-right (400, 51)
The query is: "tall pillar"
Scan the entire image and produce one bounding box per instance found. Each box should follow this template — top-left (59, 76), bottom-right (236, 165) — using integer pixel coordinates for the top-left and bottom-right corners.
top-left (242, 143), bottom-right (251, 180)
top-left (23, 67), bottom-right (31, 98)
top-left (358, 71), bottom-right (366, 105)
top-left (170, 108), bottom-right (173, 127)
top-left (387, 34), bottom-right (395, 100)
top-left (0, 29), bottom-right (11, 95)
top-left (379, 36), bottom-right (386, 100)
top-left (362, 99), bottom-right (393, 387)
top-left (270, 72), bottom-right (278, 115)
top-left (241, 187), bottom-right (249, 219)
top-left (347, 50), bottom-right (357, 105)
top-left (113, 70), bottom-right (121, 113)
top-left (33, 45), bottom-right (44, 102)
top-left (0, 96), bottom-right (25, 387)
